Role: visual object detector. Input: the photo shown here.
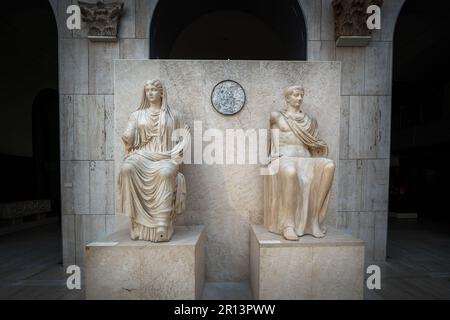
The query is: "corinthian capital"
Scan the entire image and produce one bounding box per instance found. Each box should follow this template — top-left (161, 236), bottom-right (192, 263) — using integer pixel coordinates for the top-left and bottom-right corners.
top-left (332, 0), bottom-right (383, 46)
top-left (79, 1), bottom-right (124, 41)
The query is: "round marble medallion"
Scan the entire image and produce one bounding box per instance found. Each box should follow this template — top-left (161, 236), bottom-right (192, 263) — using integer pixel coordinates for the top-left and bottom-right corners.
top-left (211, 80), bottom-right (246, 115)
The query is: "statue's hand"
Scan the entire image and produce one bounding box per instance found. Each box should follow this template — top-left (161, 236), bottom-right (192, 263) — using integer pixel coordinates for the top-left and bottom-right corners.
top-left (171, 155), bottom-right (183, 166)
top-left (311, 146), bottom-right (328, 158)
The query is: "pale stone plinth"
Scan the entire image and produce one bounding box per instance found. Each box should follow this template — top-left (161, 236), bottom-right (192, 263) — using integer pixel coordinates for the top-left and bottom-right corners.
top-left (250, 225), bottom-right (365, 300)
top-left (85, 225), bottom-right (205, 300)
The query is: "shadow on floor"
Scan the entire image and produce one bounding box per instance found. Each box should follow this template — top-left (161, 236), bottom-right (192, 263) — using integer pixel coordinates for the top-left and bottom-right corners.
top-left (0, 222), bottom-right (83, 300)
top-left (365, 219), bottom-right (450, 300)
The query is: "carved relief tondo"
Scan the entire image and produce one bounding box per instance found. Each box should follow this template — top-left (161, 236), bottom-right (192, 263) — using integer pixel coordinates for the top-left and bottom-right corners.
top-left (211, 80), bottom-right (246, 115)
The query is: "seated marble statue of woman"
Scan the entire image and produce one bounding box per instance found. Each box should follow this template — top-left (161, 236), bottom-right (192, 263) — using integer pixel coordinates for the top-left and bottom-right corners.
top-left (118, 80), bottom-right (190, 242)
top-left (264, 85), bottom-right (335, 241)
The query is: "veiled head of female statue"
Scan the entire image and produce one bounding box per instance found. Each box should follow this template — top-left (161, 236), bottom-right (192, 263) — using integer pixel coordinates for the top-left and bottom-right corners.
top-left (145, 80), bottom-right (163, 103)
top-left (139, 79), bottom-right (167, 110)
top-left (284, 85), bottom-right (305, 110)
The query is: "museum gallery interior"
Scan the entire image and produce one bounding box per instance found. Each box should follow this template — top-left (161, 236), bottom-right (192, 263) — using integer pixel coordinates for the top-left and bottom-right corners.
top-left (0, 0), bottom-right (450, 300)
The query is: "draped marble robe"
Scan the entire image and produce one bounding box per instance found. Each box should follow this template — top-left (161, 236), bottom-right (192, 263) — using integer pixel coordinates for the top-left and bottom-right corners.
top-left (118, 92), bottom-right (190, 242)
top-left (264, 110), bottom-right (335, 238)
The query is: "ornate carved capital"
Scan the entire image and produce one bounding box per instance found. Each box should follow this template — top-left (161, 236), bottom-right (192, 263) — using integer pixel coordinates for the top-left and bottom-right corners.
top-left (79, 1), bottom-right (124, 41)
top-left (332, 0), bottom-right (383, 46)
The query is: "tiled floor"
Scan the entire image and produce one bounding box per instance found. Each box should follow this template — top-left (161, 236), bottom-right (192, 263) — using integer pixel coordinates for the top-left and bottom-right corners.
top-left (1, 219), bottom-right (449, 300)
top-left (365, 219), bottom-right (450, 300)
top-left (0, 223), bottom-right (84, 300)
top-left (202, 282), bottom-right (252, 300)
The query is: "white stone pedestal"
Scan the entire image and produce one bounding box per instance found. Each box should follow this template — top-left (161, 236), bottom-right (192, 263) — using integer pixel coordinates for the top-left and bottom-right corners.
top-left (85, 225), bottom-right (205, 300)
top-left (250, 225), bottom-right (365, 300)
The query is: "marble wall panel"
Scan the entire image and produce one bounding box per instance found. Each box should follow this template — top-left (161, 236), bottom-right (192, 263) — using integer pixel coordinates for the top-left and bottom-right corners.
top-left (89, 42), bottom-right (120, 94)
top-left (336, 47), bottom-right (365, 96)
top-left (299, 0), bottom-right (322, 41)
top-left (321, 0), bottom-right (335, 41)
top-left (136, 0), bottom-right (158, 39)
top-left (62, 214), bottom-right (76, 266)
top-left (362, 159), bottom-right (390, 212)
top-left (338, 160), bottom-right (363, 212)
top-left (307, 40), bottom-right (336, 61)
top-left (374, 211), bottom-right (388, 261)
top-left (114, 60), bottom-right (341, 281)
top-left (59, 39), bottom-right (89, 94)
top-left (61, 161), bottom-right (90, 215)
top-left (348, 96), bottom-right (391, 159)
top-left (75, 215), bottom-right (108, 265)
top-left (119, 39), bottom-right (149, 59)
top-left (60, 95), bottom-right (74, 160)
top-left (89, 161), bottom-right (115, 215)
top-left (365, 42), bottom-right (393, 95)
top-left (73, 95), bottom-right (109, 160)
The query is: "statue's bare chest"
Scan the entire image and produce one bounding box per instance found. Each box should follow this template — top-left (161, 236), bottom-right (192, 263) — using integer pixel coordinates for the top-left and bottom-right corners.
top-left (273, 115), bottom-right (292, 132)
top-left (271, 116), bottom-right (302, 147)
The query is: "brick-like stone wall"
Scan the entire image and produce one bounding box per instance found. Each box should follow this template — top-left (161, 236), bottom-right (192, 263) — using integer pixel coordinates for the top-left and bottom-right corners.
top-left (49, 0), bottom-right (156, 265)
top-left (304, 0), bottom-right (406, 262)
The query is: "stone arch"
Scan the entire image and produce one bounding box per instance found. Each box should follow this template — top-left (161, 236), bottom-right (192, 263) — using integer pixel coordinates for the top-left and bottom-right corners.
top-left (391, 0), bottom-right (407, 38)
top-left (386, 0), bottom-right (407, 42)
top-left (32, 88), bottom-right (60, 208)
top-left (389, 0), bottom-right (450, 221)
top-left (0, 0), bottom-right (61, 266)
top-left (149, 0), bottom-right (307, 60)
top-left (47, 0), bottom-right (60, 35)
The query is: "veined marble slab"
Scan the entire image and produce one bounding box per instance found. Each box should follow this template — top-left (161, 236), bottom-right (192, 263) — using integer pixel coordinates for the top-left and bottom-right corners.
top-left (250, 224), bottom-right (365, 300)
top-left (85, 226), bottom-right (205, 300)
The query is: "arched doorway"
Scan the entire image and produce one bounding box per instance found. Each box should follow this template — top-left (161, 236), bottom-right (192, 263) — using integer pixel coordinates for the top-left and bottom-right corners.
top-left (0, 0), bottom-right (61, 297)
top-left (150, 0), bottom-right (307, 60)
top-left (387, 0), bottom-right (450, 299)
top-left (32, 88), bottom-right (60, 216)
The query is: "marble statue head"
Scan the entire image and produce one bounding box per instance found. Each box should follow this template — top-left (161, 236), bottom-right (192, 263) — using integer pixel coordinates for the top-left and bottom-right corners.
top-left (284, 85), bottom-right (305, 110)
top-left (138, 79), bottom-right (167, 111)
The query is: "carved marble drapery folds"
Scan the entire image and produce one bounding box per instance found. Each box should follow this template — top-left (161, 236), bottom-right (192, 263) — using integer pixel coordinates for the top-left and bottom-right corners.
top-left (332, 0), bottom-right (383, 46)
top-left (79, 1), bottom-right (124, 41)
top-left (264, 86), bottom-right (335, 241)
top-left (118, 80), bottom-right (190, 242)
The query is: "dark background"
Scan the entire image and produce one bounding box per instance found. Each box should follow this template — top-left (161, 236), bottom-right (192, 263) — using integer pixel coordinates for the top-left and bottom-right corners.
top-left (0, 1), bottom-right (59, 208)
top-left (390, 0), bottom-right (450, 221)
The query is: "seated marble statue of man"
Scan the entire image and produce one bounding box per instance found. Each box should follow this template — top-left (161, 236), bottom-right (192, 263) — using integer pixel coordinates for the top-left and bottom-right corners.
top-left (264, 85), bottom-right (335, 241)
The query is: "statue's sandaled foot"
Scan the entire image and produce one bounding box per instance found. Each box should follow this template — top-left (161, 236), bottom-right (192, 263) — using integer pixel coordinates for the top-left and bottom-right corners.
top-left (283, 227), bottom-right (299, 241)
top-left (321, 225), bottom-right (327, 234)
top-left (312, 224), bottom-right (326, 238)
top-left (156, 226), bottom-right (169, 242)
top-left (130, 228), bottom-right (139, 241)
